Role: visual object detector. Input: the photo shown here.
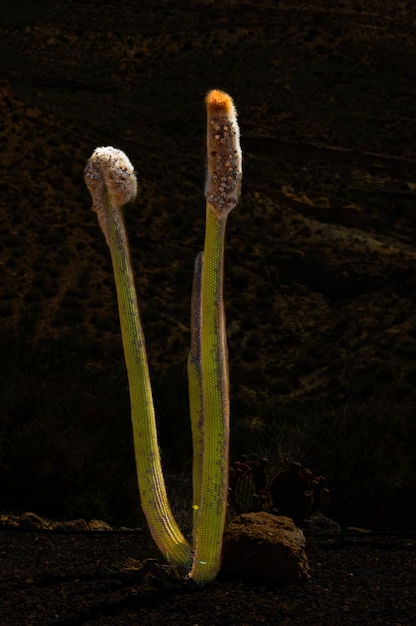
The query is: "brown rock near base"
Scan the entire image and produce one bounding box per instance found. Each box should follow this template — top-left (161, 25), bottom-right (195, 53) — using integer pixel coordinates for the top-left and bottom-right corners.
top-left (88, 519), bottom-right (113, 531)
top-left (15, 511), bottom-right (56, 530)
top-left (222, 512), bottom-right (310, 586)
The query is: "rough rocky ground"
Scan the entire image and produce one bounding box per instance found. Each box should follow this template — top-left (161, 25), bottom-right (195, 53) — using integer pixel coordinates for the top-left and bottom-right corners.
top-left (1, 0), bottom-right (416, 523)
top-left (1, 524), bottom-right (416, 625)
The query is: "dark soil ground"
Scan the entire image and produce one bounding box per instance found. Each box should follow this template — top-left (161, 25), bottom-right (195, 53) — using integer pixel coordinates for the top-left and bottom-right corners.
top-left (1, 0), bottom-right (416, 622)
top-left (1, 526), bottom-right (416, 626)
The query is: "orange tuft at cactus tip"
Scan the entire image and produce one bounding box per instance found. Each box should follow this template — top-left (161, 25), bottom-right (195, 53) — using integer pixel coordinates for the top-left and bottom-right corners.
top-left (206, 89), bottom-right (234, 114)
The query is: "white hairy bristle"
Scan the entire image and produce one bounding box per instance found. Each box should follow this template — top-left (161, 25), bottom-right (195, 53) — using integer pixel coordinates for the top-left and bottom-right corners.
top-left (84, 146), bottom-right (137, 244)
top-left (205, 90), bottom-right (242, 218)
top-left (84, 146), bottom-right (137, 209)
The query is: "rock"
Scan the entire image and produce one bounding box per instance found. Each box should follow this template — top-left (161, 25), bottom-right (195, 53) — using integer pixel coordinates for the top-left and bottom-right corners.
top-left (0, 511), bottom-right (120, 531)
top-left (54, 518), bottom-right (89, 531)
top-left (303, 511), bottom-right (342, 535)
top-left (17, 511), bottom-right (56, 530)
top-left (222, 512), bottom-right (310, 586)
top-left (88, 519), bottom-right (113, 531)
top-left (0, 511), bottom-right (56, 530)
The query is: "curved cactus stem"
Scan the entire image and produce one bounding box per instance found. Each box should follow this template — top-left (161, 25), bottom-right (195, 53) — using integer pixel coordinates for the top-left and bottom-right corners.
top-left (85, 147), bottom-right (191, 570)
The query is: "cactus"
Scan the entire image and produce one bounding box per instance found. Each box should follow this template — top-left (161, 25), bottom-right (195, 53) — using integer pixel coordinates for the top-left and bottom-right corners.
top-left (84, 147), bottom-right (191, 570)
top-left (270, 462), bottom-right (329, 524)
top-left (227, 456), bottom-right (329, 525)
top-left (233, 470), bottom-right (256, 514)
top-left (228, 455), bottom-right (270, 516)
top-left (84, 90), bottom-right (241, 585)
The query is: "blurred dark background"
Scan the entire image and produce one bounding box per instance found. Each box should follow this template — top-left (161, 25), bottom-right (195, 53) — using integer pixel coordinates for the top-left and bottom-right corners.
top-left (1, 0), bottom-right (416, 530)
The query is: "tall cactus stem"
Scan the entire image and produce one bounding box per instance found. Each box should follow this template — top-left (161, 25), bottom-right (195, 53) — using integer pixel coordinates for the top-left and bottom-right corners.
top-left (189, 89), bottom-right (242, 584)
top-left (84, 147), bottom-right (191, 570)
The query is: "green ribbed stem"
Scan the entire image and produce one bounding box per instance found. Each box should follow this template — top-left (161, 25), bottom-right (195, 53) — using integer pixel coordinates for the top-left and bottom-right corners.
top-left (188, 251), bottom-right (204, 534)
top-left (189, 205), bottom-right (230, 584)
top-left (104, 191), bottom-right (191, 569)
